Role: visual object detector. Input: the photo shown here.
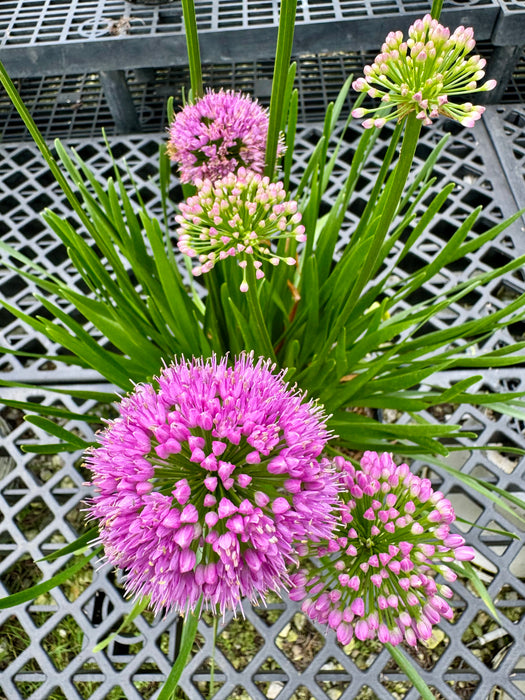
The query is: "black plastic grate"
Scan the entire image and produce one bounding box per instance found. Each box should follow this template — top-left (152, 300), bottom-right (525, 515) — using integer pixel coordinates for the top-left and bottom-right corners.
top-left (491, 0), bottom-right (525, 46)
top-left (0, 54), bottom-right (374, 142)
top-left (0, 0), bottom-right (498, 47)
top-left (0, 376), bottom-right (524, 699)
top-left (0, 0), bottom-right (501, 82)
top-left (1, 85), bottom-right (525, 700)
top-left (0, 43), bottom-right (501, 142)
top-left (0, 114), bottom-right (524, 385)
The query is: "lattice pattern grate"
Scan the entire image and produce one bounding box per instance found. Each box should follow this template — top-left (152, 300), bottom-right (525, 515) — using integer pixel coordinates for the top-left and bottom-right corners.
top-left (1, 115), bottom-right (523, 381)
top-left (1, 94), bottom-right (525, 699)
top-left (0, 0), bottom-right (497, 47)
top-left (0, 378), bottom-right (523, 699)
top-left (0, 54), bottom-right (376, 141)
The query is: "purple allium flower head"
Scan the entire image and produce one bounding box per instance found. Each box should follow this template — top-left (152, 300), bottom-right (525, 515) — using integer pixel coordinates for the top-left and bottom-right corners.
top-left (176, 167), bottom-right (306, 291)
top-left (352, 14), bottom-right (496, 128)
top-left (167, 89), bottom-right (270, 184)
top-left (289, 451), bottom-right (475, 647)
top-left (86, 353), bottom-right (337, 616)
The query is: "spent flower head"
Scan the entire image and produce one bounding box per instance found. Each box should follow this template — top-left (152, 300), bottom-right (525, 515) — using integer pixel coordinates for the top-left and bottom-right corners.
top-left (352, 14), bottom-right (496, 128)
top-left (176, 167), bottom-right (306, 291)
top-left (86, 353), bottom-right (337, 616)
top-left (289, 452), bottom-right (475, 647)
top-left (167, 89), bottom-right (270, 184)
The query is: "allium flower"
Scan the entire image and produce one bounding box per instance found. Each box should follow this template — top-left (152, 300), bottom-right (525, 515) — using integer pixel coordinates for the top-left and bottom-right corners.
top-left (289, 451), bottom-right (475, 647)
top-left (352, 14), bottom-right (496, 128)
top-left (86, 353), bottom-right (337, 616)
top-left (167, 89), bottom-right (270, 183)
top-left (176, 167), bottom-right (306, 291)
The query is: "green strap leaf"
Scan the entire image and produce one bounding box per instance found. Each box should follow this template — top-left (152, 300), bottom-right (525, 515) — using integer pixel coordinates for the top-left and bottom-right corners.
top-left (21, 443), bottom-right (86, 454)
top-left (92, 595), bottom-right (151, 653)
top-left (0, 398), bottom-right (102, 424)
top-left (181, 0), bottom-right (203, 97)
top-left (38, 527), bottom-right (99, 562)
top-left (0, 548), bottom-right (102, 609)
top-left (420, 454), bottom-right (525, 526)
top-left (24, 415), bottom-right (93, 449)
top-left (448, 561), bottom-right (500, 621)
top-left (157, 600), bottom-right (202, 700)
top-left (265, 0), bottom-right (297, 177)
top-left (0, 379), bottom-right (117, 403)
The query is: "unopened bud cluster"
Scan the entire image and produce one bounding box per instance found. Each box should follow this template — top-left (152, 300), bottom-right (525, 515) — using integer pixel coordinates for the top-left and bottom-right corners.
top-left (176, 167), bottom-right (306, 292)
top-left (352, 14), bottom-right (496, 128)
top-left (289, 452), bottom-right (475, 647)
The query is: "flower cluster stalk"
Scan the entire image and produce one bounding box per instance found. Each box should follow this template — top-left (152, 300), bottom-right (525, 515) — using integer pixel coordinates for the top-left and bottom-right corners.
top-left (265, 0), bottom-right (298, 178)
top-left (181, 0), bottom-right (203, 98)
top-left (431, 0), bottom-right (444, 20)
top-left (325, 112), bottom-right (422, 349)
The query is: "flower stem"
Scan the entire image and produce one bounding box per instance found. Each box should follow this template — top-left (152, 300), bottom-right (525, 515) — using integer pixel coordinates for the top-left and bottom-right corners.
top-left (158, 600), bottom-right (202, 700)
top-left (386, 644), bottom-right (436, 700)
top-left (246, 263), bottom-right (277, 361)
top-left (265, 0), bottom-right (298, 178)
top-left (430, 0), bottom-right (443, 19)
top-left (181, 0), bottom-right (203, 99)
top-left (209, 615), bottom-right (218, 699)
top-left (325, 112), bottom-right (422, 349)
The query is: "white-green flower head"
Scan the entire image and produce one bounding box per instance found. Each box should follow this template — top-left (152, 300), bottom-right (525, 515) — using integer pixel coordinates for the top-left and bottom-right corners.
top-left (352, 14), bottom-right (496, 128)
top-left (175, 168), bottom-right (306, 292)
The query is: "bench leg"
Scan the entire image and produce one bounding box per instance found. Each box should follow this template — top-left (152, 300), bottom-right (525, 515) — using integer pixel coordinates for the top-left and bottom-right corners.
top-left (99, 70), bottom-right (141, 133)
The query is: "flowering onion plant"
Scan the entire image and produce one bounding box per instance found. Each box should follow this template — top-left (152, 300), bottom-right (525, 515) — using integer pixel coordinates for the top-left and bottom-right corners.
top-left (0, 0), bottom-right (524, 696)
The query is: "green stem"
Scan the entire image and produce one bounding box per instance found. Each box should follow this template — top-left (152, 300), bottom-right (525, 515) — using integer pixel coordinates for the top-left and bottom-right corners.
top-left (324, 112), bottom-right (422, 349)
top-left (158, 600), bottom-right (202, 700)
top-left (386, 644), bottom-right (436, 700)
top-left (265, 0), bottom-right (298, 178)
top-left (430, 0), bottom-right (443, 19)
top-left (205, 267), bottom-right (229, 352)
top-left (209, 615), bottom-right (218, 699)
top-left (181, 0), bottom-right (203, 98)
top-left (246, 264), bottom-right (277, 361)
top-left (0, 61), bottom-right (102, 242)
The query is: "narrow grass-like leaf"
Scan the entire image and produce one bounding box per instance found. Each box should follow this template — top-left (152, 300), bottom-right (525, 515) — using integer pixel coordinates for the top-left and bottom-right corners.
top-left (455, 518), bottom-right (518, 540)
top-left (157, 600), bottom-right (202, 700)
top-left (181, 0), bottom-right (203, 97)
top-left (449, 561), bottom-right (500, 621)
top-left (420, 454), bottom-right (525, 526)
top-left (92, 596), bottom-right (151, 653)
top-left (0, 379), bottom-right (117, 403)
top-left (265, 0), bottom-right (297, 177)
top-left (140, 212), bottom-right (206, 355)
top-left (228, 298), bottom-right (261, 355)
top-left (0, 548), bottom-right (102, 609)
top-left (325, 115), bottom-right (422, 350)
top-left (0, 345), bottom-right (89, 368)
top-left (0, 399), bottom-right (102, 424)
top-left (349, 122), bottom-right (403, 249)
top-left (38, 527), bottom-right (99, 562)
top-left (24, 415), bottom-right (93, 448)
top-left (295, 137), bottom-right (325, 201)
top-left (283, 88), bottom-right (298, 192)
top-left (280, 63), bottom-right (297, 132)
top-left (482, 401), bottom-right (525, 421)
top-left (21, 443), bottom-right (84, 454)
